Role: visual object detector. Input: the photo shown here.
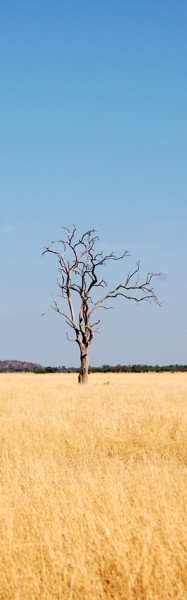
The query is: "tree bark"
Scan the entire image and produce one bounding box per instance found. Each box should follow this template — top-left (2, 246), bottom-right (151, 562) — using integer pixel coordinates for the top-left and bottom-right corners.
top-left (78, 348), bottom-right (88, 384)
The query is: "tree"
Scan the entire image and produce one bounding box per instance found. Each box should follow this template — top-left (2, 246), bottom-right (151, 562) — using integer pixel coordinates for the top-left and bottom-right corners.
top-left (43, 227), bottom-right (160, 384)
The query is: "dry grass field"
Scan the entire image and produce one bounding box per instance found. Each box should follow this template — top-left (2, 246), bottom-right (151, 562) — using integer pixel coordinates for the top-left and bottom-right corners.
top-left (1, 373), bottom-right (187, 599)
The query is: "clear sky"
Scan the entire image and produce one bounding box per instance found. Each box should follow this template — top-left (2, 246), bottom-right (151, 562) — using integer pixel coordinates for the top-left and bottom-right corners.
top-left (1, 0), bottom-right (187, 367)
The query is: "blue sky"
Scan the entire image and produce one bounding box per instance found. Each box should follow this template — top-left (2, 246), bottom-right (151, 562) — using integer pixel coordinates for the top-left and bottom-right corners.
top-left (0, 0), bottom-right (187, 366)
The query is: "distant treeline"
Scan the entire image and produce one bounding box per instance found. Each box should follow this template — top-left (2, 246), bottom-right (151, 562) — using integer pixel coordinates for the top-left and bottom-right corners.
top-left (89, 364), bottom-right (187, 373)
top-left (35, 364), bottom-right (187, 374)
top-left (1, 362), bottom-right (187, 373)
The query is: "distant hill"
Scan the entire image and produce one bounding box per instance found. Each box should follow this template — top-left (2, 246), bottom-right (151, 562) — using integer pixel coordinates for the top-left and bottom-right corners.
top-left (0, 360), bottom-right (44, 372)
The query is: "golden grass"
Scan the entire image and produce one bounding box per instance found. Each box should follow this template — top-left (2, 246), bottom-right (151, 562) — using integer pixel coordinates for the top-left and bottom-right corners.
top-left (1, 373), bottom-right (187, 599)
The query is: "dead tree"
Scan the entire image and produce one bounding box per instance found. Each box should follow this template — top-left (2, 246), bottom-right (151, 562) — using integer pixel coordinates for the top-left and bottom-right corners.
top-left (43, 227), bottom-right (160, 383)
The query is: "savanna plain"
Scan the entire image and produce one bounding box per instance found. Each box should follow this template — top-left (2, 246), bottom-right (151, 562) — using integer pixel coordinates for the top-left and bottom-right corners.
top-left (1, 373), bottom-right (187, 599)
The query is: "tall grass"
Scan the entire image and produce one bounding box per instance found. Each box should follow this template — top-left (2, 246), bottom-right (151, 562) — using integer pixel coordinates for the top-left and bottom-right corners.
top-left (1, 373), bottom-right (187, 599)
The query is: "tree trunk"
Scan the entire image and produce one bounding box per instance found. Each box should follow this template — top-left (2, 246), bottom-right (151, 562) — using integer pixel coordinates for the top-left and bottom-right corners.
top-left (78, 348), bottom-right (88, 384)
